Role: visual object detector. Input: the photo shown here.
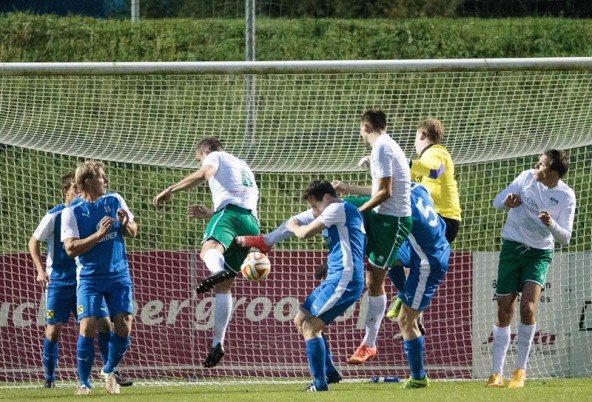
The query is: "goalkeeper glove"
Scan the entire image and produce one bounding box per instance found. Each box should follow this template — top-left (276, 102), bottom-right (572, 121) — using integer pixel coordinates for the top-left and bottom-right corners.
top-left (357, 156), bottom-right (371, 169)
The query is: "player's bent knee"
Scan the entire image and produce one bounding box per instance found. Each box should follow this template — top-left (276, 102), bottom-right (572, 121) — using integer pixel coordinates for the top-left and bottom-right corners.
top-left (97, 317), bottom-right (112, 333)
top-left (398, 305), bottom-right (420, 330)
top-left (45, 323), bottom-right (62, 341)
top-left (113, 312), bottom-right (133, 337)
top-left (79, 317), bottom-right (98, 337)
top-left (301, 321), bottom-right (322, 340)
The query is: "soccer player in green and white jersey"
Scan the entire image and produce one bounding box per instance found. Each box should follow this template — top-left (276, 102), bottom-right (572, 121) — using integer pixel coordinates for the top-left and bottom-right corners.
top-left (153, 136), bottom-right (259, 368)
top-left (486, 149), bottom-right (575, 389)
top-left (333, 109), bottom-right (412, 364)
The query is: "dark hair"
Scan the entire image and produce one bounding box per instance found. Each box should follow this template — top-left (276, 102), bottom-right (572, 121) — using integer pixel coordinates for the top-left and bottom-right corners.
top-left (301, 180), bottom-right (337, 202)
top-left (196, 136), bottom-right (224, 154)
top-left (417, 118), bottom-right (444, 144)
top-left (545, 149), bottom-right (570, 178)
top-left (61, 172), bottom-right (76, 193)
top-left (361, 109), bottom-right (387, 132)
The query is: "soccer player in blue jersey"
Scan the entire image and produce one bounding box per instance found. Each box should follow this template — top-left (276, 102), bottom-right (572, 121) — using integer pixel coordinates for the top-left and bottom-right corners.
top-left (29, 173), bottom-right (132, 389)
top-left (237, 180), bottom-right (366, 392)
top-left (387, 182), bottom-right (450, 388)
top-left (61, 161), bottom-right (137, 395)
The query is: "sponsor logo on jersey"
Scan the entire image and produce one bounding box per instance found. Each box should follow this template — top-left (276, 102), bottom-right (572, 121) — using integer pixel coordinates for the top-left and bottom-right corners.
top-left (549, 197), bottom-right (559, 204)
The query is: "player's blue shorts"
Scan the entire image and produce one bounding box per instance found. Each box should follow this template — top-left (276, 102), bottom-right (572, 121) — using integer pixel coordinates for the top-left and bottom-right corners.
top-left (46, 283), bottom-right (77, 324)
top-left (77, 279), bottom-right (133, 320)
top-left (400, 240), bottom-right (449, 311)
top-left (302, 278), bottom-right (364, 325)
top-left (47, 283), bottom-right (109, 324)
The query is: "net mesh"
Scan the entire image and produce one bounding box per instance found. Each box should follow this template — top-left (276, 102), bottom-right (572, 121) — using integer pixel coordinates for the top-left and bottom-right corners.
top-left (0, 62), bottom-right (591, 385)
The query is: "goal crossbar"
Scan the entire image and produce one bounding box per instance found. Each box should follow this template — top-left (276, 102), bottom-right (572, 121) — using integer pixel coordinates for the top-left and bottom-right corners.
top-left (1, 57), bottom-right (592, 75)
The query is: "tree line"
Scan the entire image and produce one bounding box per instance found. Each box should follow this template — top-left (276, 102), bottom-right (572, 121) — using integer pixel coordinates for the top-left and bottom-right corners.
top-left (1, 0), bottom-right (591, 19)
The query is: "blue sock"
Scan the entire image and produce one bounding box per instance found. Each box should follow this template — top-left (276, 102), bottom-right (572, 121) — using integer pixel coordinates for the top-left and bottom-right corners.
top-left (98, 331), bottom-right (111, 366)
top-left (305, 338), bottom-right (328, 389)
top-left (321, 333), bottom-right (337, 375)
top-left (43, 337), bottom-right (59, 381)
top-left (76, 335), bottom-right (95, 387)
top-left (388, 265), bottom-right (406, 293)
top-left (103, 333), bottom-right (130, 373)
top-left (404, 336), bottom-right (425, 380)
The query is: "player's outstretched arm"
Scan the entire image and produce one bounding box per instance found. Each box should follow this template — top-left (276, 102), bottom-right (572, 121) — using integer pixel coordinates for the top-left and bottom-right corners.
top-left (357, 176), bottom-right (392, 212)
top-left (235, 209), bottom-right (316, 252)
top-left (153, 165), bottom-right (215, 207)
top-left (332, 180), bottom-right (372, 197)
top-left (286, 218), bottom-right (326, 239)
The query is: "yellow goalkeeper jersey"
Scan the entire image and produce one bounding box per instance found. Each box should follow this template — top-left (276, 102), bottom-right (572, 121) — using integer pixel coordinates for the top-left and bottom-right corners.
top-left (410, 144), bottom-right (462, 221)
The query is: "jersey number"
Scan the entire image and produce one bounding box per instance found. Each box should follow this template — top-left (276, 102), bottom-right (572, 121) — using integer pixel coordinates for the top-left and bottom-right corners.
top-left (416, 198), bottom-right (438, 227)
top-left (240, 170), bottom-right (254, 188)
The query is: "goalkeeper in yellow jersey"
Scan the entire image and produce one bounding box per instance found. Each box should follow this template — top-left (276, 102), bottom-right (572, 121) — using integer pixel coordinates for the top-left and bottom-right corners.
top-left (409, 118), bottom-right (461, 243)
top-left (386, 118), bottom-right (462, 335)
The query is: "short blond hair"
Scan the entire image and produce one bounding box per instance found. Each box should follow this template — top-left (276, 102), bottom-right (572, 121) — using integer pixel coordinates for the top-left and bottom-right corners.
top-left (75, 160), bottom-right (104, 192)
top-left (418, 118), bottom-right (444, 144)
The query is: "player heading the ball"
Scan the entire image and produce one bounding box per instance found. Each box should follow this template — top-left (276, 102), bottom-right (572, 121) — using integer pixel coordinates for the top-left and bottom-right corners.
top-left (153, 136), bottom-right (260, 368)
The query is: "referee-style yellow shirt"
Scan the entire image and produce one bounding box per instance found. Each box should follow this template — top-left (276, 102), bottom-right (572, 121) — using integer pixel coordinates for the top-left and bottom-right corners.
top-left (410, 144), bottom-right (462, 221)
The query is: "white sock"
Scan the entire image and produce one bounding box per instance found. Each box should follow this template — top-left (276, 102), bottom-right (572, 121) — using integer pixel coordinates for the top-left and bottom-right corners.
top-left (362, 294), bottom-right (386, 348)
top-left (203, 249), bottom-right (225, 274)
top-left (515, 322), bottom-right (536, 371)
top-left (212, 293), bottom-right (233, 347)
top-left (491, 325), bottom-right (511, 376)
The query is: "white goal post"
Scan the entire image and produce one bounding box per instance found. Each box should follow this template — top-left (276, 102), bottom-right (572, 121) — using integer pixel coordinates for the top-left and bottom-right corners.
top-left (0, 58), bottom-right (591, 386)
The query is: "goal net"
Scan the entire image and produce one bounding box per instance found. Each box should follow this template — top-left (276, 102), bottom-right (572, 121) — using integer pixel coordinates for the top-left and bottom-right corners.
top-left (1, 59), bottom-right (591, 386)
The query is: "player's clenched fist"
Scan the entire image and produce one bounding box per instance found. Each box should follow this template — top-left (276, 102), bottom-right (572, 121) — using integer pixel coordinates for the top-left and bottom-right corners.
top-left (504, 193), bottom-right (522, 208)
top-left (98, 216), bottom-right (115, 236)
top-left (117, 208), bottom-right (129, 227)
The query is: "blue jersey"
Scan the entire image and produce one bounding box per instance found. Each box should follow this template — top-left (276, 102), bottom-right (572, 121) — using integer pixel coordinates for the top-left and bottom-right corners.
top-left (397, 183), bottom-right (449, 269)
top-left (317, 201), bottom-right (366, 283)
top-left (61, 192), bottom-right (134, 282)
top-left (32, 203), bottom-right (77, 286)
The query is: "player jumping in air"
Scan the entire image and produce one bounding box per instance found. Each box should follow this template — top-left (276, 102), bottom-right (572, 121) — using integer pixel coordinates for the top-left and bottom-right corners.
top-left (153, 136), bottom-right (260, 368)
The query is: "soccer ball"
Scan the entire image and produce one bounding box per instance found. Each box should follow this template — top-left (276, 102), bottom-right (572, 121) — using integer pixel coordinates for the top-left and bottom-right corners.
top-left (240, 252), bottom-right (271, 281)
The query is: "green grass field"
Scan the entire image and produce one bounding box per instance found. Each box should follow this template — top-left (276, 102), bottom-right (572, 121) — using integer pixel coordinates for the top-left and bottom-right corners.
top-left (2, 379), bottom-right (592, 401)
